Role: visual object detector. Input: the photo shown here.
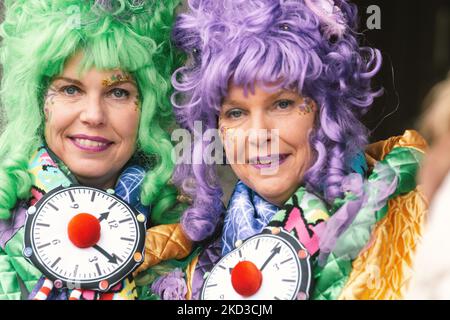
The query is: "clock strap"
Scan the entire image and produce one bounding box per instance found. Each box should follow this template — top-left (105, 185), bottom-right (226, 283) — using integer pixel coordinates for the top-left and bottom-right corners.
top-left (267, 188), bottom-right (330, 257)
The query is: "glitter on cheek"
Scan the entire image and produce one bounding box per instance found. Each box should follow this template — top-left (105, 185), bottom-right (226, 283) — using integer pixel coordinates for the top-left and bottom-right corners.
top-left (219, 126), bottom-right (238, 152)
top-left (43, 88), bottom-right (58, 122)
top-left (219, 125), bottom-right (231, 140)
top-left (134, 96), bottom-right (140, 112)
top-left (44, 107), bottom-right (52, 122)
top-left (297, 97), bottom-right (316, 116)
top-left (45, 89), bottom-right (57, 106)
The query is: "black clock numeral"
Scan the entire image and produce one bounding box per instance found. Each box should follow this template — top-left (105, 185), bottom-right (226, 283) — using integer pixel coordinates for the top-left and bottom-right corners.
top-left (92, 245), bottom-right (120, 265)
top-left (52, 239), bottom-right (61, 246)
top-left (89, 256), bottom-right (99, 263)
top-left (70, 203), bottom-right (79, 209)
top-left (108, 220), bottom-right (118, 229)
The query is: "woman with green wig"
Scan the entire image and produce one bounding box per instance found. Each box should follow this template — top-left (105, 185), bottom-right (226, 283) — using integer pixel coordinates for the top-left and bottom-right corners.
top-left (0, 0), bottom-right (195, 300)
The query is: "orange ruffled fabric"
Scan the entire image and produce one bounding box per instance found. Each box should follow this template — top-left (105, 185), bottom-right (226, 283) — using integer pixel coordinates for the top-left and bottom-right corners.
top-left (133, 223), bottom-right (193, 276)
top-left (339, 130), bottom-right (428, 300)
top-left (365, 130), bottom-right (428, 169)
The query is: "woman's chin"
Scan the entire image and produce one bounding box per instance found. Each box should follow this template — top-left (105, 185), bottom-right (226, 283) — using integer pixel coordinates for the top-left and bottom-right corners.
top-left (66, 163), bottom-right (113, 186)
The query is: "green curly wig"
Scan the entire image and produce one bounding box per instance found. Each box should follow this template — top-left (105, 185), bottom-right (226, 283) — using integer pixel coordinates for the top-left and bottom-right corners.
top-left (0, 0), bottom-right (185, 223)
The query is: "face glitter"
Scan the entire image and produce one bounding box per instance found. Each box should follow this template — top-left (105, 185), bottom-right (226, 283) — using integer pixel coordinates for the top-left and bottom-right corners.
top-left (101, 73), bottom-right (132, 87)
top-left (297, 98), bottom-right (315, 116)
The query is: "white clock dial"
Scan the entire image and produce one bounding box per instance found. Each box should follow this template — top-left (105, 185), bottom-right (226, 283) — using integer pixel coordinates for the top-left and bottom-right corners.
top-left (24, 186), bottom-right (146, 291)
top-left (201, 228), bottom-right (312, 300)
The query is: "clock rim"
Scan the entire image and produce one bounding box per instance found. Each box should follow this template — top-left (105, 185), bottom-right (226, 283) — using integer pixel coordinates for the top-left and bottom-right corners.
top-left (201, 227), bottom-right (312, 300)
top-left (23, 184), bottom-right (146, 292)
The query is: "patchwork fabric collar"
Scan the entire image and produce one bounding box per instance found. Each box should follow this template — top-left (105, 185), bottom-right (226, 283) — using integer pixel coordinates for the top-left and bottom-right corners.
top-left (222, 181), bottom-right (330, 258)
top-left (28, 145), bottom-right (149, 217)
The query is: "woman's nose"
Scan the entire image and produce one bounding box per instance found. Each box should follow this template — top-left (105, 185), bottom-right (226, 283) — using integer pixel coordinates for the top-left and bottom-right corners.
top-left (248, 112), bottom-right (272, 147)
top-left (79, 96), bottom-right (106, 127)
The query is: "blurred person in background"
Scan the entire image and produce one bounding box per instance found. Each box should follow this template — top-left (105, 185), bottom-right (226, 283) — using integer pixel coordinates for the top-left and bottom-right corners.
top-left (406, 73), bottom-right (450, 299)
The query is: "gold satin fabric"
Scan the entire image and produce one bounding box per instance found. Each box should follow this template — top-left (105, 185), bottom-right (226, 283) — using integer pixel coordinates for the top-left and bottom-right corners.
top-left (339, 130), bottom-right (428, 299)
top-left (133, 223), bottom-right (193, 276)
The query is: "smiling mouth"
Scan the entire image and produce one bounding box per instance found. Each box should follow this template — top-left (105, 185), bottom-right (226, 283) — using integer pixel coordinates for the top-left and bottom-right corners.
top-left (248, 154), bottom-right (290, 167)
top-left (69, 135), bottom-right (114, 152)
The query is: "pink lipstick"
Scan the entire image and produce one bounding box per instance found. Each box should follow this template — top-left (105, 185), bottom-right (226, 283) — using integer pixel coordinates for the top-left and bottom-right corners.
top-left (69, 134), bottom-right (113, 152)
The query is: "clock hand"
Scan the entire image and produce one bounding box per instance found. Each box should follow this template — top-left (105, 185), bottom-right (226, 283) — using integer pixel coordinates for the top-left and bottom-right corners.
top-left (98, 212), bottom-right (110, 222)
top-left (92, 244), bottom-right (119, 264)
top-left (260, 244), bottom-right (282, 271)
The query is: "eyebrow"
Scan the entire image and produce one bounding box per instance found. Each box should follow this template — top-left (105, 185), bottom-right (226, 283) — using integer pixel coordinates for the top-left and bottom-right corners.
top-left (222, 90), bottom-right (291, 107)
top-left (264, 90), bottom-right (286, 103)
top-left (222, 99), bottom-right (243, 107)
top-left (52, 77), bottom-right (84, 87)
top-left (51, 77), bottom-right (137, 88)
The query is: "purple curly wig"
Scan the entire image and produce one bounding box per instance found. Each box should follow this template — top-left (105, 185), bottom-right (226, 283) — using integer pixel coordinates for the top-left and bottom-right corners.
top-left (171, 0), bottom-right (382, 241)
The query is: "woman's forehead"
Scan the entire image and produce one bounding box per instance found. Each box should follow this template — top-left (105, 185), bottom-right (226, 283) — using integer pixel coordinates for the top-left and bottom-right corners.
top-left (60, 51), bottom-right (131, 79)
top-left (226, 80), bottom-right (298, 98)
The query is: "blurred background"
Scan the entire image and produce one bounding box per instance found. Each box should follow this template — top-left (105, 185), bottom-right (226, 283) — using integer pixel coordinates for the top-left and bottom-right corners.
top-left (358, 0), bottom-right (450, 142)
top-left (0, 0), bottom-right (449, 201)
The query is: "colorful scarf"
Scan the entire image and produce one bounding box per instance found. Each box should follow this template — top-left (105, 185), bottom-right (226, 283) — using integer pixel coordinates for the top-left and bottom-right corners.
top-left (223, 182), bottom-right (331, 258)
top-left (27, 146), bottom-right (149, 300)
top-left (221, 181), bottom-right (278, 256)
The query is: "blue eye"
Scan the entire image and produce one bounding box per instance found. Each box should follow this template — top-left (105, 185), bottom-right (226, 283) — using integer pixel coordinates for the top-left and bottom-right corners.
top-left (62, 85), bottom-right (80, 96)
top-left (276, 100), bottom-right (294, 109)
top-left (226, 109), bottom-right (244, 119)
top-left (110, 88), bottom-right (130, 99)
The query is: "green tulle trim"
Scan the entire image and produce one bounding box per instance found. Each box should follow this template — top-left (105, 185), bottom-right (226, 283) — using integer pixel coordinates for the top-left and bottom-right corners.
top-left (312, 146), bottom-right (423, 300)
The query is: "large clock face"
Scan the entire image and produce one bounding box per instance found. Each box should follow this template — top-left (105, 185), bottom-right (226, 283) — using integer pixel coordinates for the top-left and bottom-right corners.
top-left (201, 228), bottom-right (312, 300)
top-left (23, 186), bottom-right (146, 291)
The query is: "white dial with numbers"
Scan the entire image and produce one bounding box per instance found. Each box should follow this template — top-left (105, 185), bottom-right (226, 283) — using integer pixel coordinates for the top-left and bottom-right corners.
top-left (24, 186), bottom-right (146, 291)
top-left (201, 228), bottom-right (312, 300)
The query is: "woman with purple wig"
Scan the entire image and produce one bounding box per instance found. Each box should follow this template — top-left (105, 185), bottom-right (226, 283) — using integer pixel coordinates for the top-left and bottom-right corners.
top-left (173, 0), bottom-right (428, 300)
